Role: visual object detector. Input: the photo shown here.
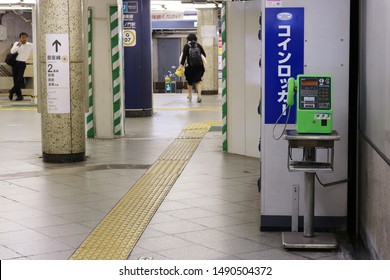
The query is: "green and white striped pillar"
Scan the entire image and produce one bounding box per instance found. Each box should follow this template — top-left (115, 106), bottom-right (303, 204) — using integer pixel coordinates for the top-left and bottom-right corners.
top-left (222, 3), bottom-right (228, 152)
top-left (110, 6), bottom-right (124, 136)
top-left (86, 8), bottom-right (94, 138)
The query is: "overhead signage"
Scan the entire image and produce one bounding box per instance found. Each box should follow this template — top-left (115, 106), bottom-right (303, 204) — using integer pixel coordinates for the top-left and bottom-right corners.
top-left (45, 33), bottom-right (70, 114)
top-left (152, 11), bottom-right (184, 21)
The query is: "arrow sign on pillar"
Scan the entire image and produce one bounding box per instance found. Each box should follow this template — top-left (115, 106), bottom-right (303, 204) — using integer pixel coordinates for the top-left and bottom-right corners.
top-left (52, 40), bottom-right (61, 52)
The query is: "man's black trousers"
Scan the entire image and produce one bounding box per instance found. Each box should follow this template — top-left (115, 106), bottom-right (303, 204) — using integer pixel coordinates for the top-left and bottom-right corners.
top-left (11, 61), bottom-right (26, 97)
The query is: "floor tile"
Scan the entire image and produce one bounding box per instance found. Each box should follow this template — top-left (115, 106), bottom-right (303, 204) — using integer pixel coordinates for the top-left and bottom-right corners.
top-left (148, 220), bottom-right (207, 234)
top-left (238, 248), bottom-right (309, 260)
top-left (175, 229), bottom-right (237, 245)
top-left (135, 235), bottom-right (193, 252)
top-left (11, 216), bottom-right (71, 229)
top-left (148, 212), bottom-right (181, 225)
top-left (245, 233), bottom-right (283, 248)
top-left (34, 223), bottom-right (92, 238)
top-left (201, 203), bottom-right (255, 215)
top-left (0, 221), bottom-right (27, 233)
top-left (165, 190), bottom-right (204, 200)
top-left (28, 249), bottom-right (75, 260)
top-left (217, 223), bottom-right (262, 238)
top-left (164, 207), bottom-right (219, 220)
top-left (191, 215), bottom-right (247, 228)
top-left (42, 204), bottom-right (97, 215)
top-left (54, 234), bottom-right (89, 248)
top-left (201, 238), bottom-right (271, 255)
top-left (58, 210), bottom-right (107, 223)
top-left (128, 251), bottom-right (172, 260)
top-left (227, 210), bottom-right (261, 223)
top-left (138, 227), bottom-right (167, 239)
top-left (289, 249), bottom-right (341, 260)
top-left (0, 208), bottom-right (51, 220)
top-left (157, 201), bottom-right (193, 212)
top-left (0, 245), bottom-right (22, 259)
top-left (158, 244), bottom-right (230, 260)
top-left (0, 229), bottom-right (49, 245)
top-left (176, 197), bottom-right (229, 207)
top-left (6, 239), bottom-right (73, 257)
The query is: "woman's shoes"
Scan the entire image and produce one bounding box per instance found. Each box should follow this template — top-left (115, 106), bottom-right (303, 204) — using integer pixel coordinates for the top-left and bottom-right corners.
top-left (187, 95), bottom-right (201, 103)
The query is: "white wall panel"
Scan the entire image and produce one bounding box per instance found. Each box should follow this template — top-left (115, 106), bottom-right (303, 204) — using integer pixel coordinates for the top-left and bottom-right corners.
top-left (261, 0), bottom-right (350, 221)
top-left (226, 1), bottom-right (261, 158)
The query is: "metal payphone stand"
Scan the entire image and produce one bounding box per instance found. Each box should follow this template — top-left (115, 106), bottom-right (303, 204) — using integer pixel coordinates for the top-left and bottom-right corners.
top-left (282, 129), bottom-right (340, 249)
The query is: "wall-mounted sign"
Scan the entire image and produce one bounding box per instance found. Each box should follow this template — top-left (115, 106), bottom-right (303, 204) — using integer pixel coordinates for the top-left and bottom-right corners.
top-left (123, 1), bottom-right (138, 13)
top-left (45, 33), bottom-right (70, 114)
top-left (123, 29), bottom-right (136, 47)
top-left (123, 0), bottom-right (138, 48)
top-left (152, 11), bottom-right (184, 21)
top-left (266, 0), bottom-right (282, 7)
top-left (265, 8), bottom-right (304, 124)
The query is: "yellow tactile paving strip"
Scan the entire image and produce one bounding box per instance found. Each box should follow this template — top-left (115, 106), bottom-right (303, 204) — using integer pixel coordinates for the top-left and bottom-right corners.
top-left (70, 122), bottom-right (211, 260)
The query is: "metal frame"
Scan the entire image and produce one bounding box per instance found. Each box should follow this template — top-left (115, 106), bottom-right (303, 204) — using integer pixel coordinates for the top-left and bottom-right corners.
top-left (282, 129), bottom-right (340, 249)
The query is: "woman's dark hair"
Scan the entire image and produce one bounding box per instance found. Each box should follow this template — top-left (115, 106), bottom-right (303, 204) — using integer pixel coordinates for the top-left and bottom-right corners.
top-left (19, 32), bottom-right (28, 38)
top-left (186, 33), bottom-right (197, 42)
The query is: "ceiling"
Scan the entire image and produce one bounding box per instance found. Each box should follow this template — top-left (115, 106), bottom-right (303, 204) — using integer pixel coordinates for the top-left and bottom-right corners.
top-left (151, 1), bottom-right (222, 11)
top-left (0, 1), bottom-right (225, 12)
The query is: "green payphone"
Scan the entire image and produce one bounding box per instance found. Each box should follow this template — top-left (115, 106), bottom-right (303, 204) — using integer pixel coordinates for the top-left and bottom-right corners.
top-left (287, 75), bottom-right (333, 134)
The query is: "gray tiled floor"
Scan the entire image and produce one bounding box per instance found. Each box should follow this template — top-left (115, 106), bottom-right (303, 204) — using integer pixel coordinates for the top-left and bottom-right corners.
top-left (0, 93), bottom-right (348, 260)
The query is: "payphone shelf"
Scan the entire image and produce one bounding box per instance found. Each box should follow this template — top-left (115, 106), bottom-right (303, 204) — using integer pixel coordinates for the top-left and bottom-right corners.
top-left (288, 161), bottom-right (333, 172)
top-left (282, 129), bottom-right (340, 249)
top-left (284, 130), bottom-right (340, 173)
top-left (283, 130), bottom-right (340, 141)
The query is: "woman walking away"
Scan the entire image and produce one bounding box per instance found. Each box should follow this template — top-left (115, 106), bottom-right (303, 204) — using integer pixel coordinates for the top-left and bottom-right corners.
top-left (180, 33), bottom-right (206, 103)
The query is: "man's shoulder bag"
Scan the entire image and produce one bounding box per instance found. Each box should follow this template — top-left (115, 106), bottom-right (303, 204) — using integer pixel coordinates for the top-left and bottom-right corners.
top-left (5, 52), bottom-right (18, 66)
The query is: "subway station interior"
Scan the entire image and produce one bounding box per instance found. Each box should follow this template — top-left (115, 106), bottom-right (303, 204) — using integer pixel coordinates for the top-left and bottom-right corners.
top-left (0, 0), bottom-right (389, 260)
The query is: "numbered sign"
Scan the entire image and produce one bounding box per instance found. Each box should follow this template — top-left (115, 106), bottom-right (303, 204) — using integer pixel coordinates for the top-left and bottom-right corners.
top-left (45, 34), bottom-right (70, 114)
top-left (123, 29), bottom-right (136, 47)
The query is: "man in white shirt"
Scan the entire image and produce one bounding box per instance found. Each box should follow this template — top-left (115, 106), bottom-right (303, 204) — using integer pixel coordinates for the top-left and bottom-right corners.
top-left (9, 32), bottom-right (33, 101)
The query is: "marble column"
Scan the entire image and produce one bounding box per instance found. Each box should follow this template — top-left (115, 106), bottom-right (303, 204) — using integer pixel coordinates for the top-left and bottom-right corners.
top-left (38, 0), bottom-right (85, 162)
top-left (197, 8), bottom-right (219, 95)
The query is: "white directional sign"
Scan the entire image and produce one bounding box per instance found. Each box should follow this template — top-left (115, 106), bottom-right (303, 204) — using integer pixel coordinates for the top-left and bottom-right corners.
top-left (46, 34), bottom-right (70, 114)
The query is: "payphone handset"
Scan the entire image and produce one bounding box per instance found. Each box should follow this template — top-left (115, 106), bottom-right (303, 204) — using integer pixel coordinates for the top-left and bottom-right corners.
top-left (287, 75), bottom-right (333, 134)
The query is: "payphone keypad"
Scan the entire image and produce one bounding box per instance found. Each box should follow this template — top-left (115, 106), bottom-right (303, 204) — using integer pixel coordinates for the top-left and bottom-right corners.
top-left (299, 77), bottom-right (331, 110)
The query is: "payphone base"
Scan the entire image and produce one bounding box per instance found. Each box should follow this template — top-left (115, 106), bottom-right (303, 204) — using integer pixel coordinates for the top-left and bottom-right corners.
top-left (282, 232), bottom-right (337, 249)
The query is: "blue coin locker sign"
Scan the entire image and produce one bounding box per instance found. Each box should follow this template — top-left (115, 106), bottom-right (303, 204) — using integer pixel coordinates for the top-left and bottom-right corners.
top-left (265, 8), bottom-right (304, 124)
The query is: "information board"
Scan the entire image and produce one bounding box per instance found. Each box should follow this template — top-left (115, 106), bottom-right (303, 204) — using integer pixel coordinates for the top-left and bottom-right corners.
top-left (45, 34), bottom-right (70, 114)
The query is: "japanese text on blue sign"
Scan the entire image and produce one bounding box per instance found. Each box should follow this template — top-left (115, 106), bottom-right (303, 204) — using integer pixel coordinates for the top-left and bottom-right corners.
top-left (265, 8), bottom-right (304, 124)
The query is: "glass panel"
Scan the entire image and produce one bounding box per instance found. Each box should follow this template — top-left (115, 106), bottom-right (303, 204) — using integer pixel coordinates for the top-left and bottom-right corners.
top-left (360, 0), bottom-right (390, 162)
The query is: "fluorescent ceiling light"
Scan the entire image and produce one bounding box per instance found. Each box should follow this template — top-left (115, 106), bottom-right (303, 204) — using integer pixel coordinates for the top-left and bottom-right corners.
top-left (1, 0), bottom-right (36, 4)
top-left (151, 1), bottom-right (220, 11)
top-left (0, 0), bottom-right (35, 9)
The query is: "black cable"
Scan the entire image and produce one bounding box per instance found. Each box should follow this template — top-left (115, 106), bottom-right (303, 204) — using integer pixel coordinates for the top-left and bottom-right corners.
top-left (272, 105), bottom-right (291, 140)
top-left (315, 173), bottom-right (349, 187)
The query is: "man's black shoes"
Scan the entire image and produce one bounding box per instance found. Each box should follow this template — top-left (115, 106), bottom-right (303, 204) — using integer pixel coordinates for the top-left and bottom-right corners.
top-left (8, 89), bottom-right (14, 101)
top-left (15, 96), bottom-right (24, 101)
